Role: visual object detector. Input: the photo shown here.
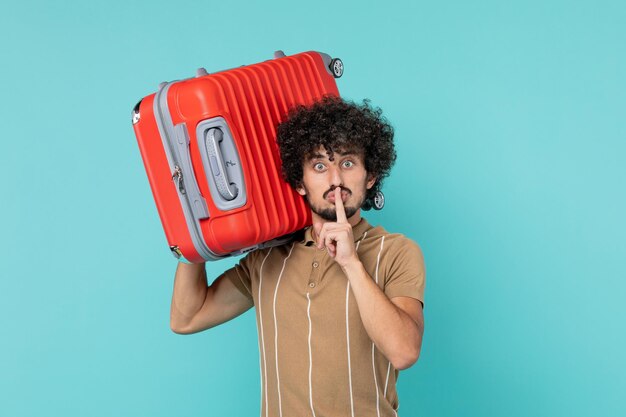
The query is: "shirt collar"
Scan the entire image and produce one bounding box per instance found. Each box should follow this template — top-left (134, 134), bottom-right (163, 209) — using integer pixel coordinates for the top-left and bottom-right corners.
top-left (300, 217), bottom-right (372, 246)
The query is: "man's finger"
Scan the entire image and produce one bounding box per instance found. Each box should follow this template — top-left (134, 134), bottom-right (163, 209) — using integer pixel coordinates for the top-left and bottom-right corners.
top-left (325, 233), bottom-right (337, 257)
top-left (334, 187), bottom-right (348, 223)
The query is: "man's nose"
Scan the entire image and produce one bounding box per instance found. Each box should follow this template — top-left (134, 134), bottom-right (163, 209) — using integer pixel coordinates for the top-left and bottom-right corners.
top-left (329, 165), bottom-right (343, 187)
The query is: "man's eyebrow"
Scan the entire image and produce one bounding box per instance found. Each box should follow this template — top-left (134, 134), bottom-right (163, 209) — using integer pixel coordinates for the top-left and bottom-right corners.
top-left (309, 150), bottom-right (359, 159)
top-left (337, 150), bottom-right (359, 156)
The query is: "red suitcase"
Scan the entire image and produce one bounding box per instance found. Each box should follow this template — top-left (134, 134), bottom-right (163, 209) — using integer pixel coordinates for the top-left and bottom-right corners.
top-left (132, 50), bottom-right (343, 263)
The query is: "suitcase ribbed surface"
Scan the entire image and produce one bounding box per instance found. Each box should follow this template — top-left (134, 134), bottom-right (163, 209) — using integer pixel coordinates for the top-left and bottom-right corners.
top-left (169, 52), bottom-right (339, 256)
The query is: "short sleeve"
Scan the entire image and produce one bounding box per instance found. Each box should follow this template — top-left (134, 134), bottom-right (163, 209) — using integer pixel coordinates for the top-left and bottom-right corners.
top-left (382, 237), bottom-right (426, 307)
top-left (221, 249), bottom-right (261, 302)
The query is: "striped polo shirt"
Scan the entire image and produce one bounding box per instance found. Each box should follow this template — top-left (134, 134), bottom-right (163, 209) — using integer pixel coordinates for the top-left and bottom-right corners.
top-left (222, 217), bottom-right (426, 417)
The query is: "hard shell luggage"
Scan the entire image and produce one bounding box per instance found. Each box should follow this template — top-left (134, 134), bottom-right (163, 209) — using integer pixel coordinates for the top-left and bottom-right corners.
top-left (131, 50), bottom-right (344, 263)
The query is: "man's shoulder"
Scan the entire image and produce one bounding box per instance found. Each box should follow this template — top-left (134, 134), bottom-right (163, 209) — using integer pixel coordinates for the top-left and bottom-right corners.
top-left (362, 222), bottom-right (419, 248)
top-left (358, 223), bottom-right (423, 268)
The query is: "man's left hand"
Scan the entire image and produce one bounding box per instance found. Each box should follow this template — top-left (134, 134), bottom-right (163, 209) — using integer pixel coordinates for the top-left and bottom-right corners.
top-left (314, 187), bottom-right (360, 269)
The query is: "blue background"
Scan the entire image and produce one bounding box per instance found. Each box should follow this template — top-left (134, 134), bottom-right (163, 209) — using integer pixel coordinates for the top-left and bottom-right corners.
top-left (1, 0), bottom-right (624, 416)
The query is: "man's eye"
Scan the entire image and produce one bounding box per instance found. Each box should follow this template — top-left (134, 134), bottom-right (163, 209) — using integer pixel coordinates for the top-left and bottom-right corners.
top-left (342, 160), bottom-right (354, 168)
top-left (314, 163), bottom-right (325, 171)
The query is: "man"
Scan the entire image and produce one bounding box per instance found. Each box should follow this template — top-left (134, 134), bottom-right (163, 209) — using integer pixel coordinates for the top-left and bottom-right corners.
top-left (170, 96), bottom-right (425, 417)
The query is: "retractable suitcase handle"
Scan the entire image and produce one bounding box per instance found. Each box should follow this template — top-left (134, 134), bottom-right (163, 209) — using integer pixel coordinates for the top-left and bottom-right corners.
top-left (204, 128), bottom-right (239, 200)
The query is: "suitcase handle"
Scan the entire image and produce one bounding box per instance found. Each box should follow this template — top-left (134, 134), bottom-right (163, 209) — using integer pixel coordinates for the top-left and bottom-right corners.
top-left (205, 128), bottom-right (239, 201)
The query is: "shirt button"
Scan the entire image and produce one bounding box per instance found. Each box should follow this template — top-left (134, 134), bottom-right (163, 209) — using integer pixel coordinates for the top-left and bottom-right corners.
top-left (309, 282), bottom-right (316, 288)
top-left (312, 262), bottom-right (319, 268)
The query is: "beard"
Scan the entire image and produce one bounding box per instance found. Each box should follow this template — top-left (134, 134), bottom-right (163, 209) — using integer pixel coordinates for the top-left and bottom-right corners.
top-left (303, 185), bottom-right (366, 221)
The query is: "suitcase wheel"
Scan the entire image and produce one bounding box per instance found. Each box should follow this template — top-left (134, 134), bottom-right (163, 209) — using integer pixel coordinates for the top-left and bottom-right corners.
top-left (329, 58), bottom-right (344, 78)
top-left (372, 191), bottom-right (385, 210)
top-left (361, 191), bottom-right (385, 211)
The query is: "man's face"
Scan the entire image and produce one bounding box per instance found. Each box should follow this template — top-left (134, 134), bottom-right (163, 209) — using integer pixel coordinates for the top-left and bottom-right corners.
top-left (296, 146), bottom-right (376, 222)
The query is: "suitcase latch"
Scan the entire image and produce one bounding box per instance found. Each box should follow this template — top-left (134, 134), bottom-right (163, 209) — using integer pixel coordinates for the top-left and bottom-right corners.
top-left (172, 165), bottom-right (186, 194)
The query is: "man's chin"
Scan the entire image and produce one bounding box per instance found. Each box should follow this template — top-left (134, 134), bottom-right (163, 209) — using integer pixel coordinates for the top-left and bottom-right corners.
top-left (312, 207), bottom-right (359, 222)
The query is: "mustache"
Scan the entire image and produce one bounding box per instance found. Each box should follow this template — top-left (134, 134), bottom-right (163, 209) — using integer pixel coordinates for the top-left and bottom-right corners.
top-left (323, 186), bottom-right (352, 199)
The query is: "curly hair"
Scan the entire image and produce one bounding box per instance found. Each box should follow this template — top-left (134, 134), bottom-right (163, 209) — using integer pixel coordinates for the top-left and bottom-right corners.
top-left (276, 95), bottom-right (396, 202)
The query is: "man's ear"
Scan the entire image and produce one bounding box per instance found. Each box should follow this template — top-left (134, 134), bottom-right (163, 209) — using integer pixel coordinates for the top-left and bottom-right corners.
top-left (366, 174), bottom-right (377, 190)
top-left (296, 182), bottom-right (306, 196)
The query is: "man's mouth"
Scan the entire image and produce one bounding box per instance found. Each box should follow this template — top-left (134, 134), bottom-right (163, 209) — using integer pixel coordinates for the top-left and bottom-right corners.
top-left (326, 189), bottom-right (350, 203)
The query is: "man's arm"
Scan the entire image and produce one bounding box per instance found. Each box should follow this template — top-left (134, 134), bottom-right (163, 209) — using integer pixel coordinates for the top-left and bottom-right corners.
top-left (316, 187), bottom-right (424, 369)
top-left (341, 262), bottom-right (424, 370)
top-left (170, 262), bottom-right (253, 334)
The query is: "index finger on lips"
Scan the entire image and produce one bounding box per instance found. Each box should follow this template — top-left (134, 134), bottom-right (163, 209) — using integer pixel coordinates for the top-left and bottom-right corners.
top-left (334, 187), bottom-right (348, 223)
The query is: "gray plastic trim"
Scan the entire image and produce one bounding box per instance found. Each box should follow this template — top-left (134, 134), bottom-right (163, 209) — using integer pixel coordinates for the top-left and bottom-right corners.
top-left (172, 123), bottom-right (210, 220)
top-left (318, 52), bottom-right (335, 77)
top-left (228, 232), bottom-right (297, 257)
top-left (196, 118), bottom-right (247, 211)
top-left (153, 82), bottom-right (224, 261)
